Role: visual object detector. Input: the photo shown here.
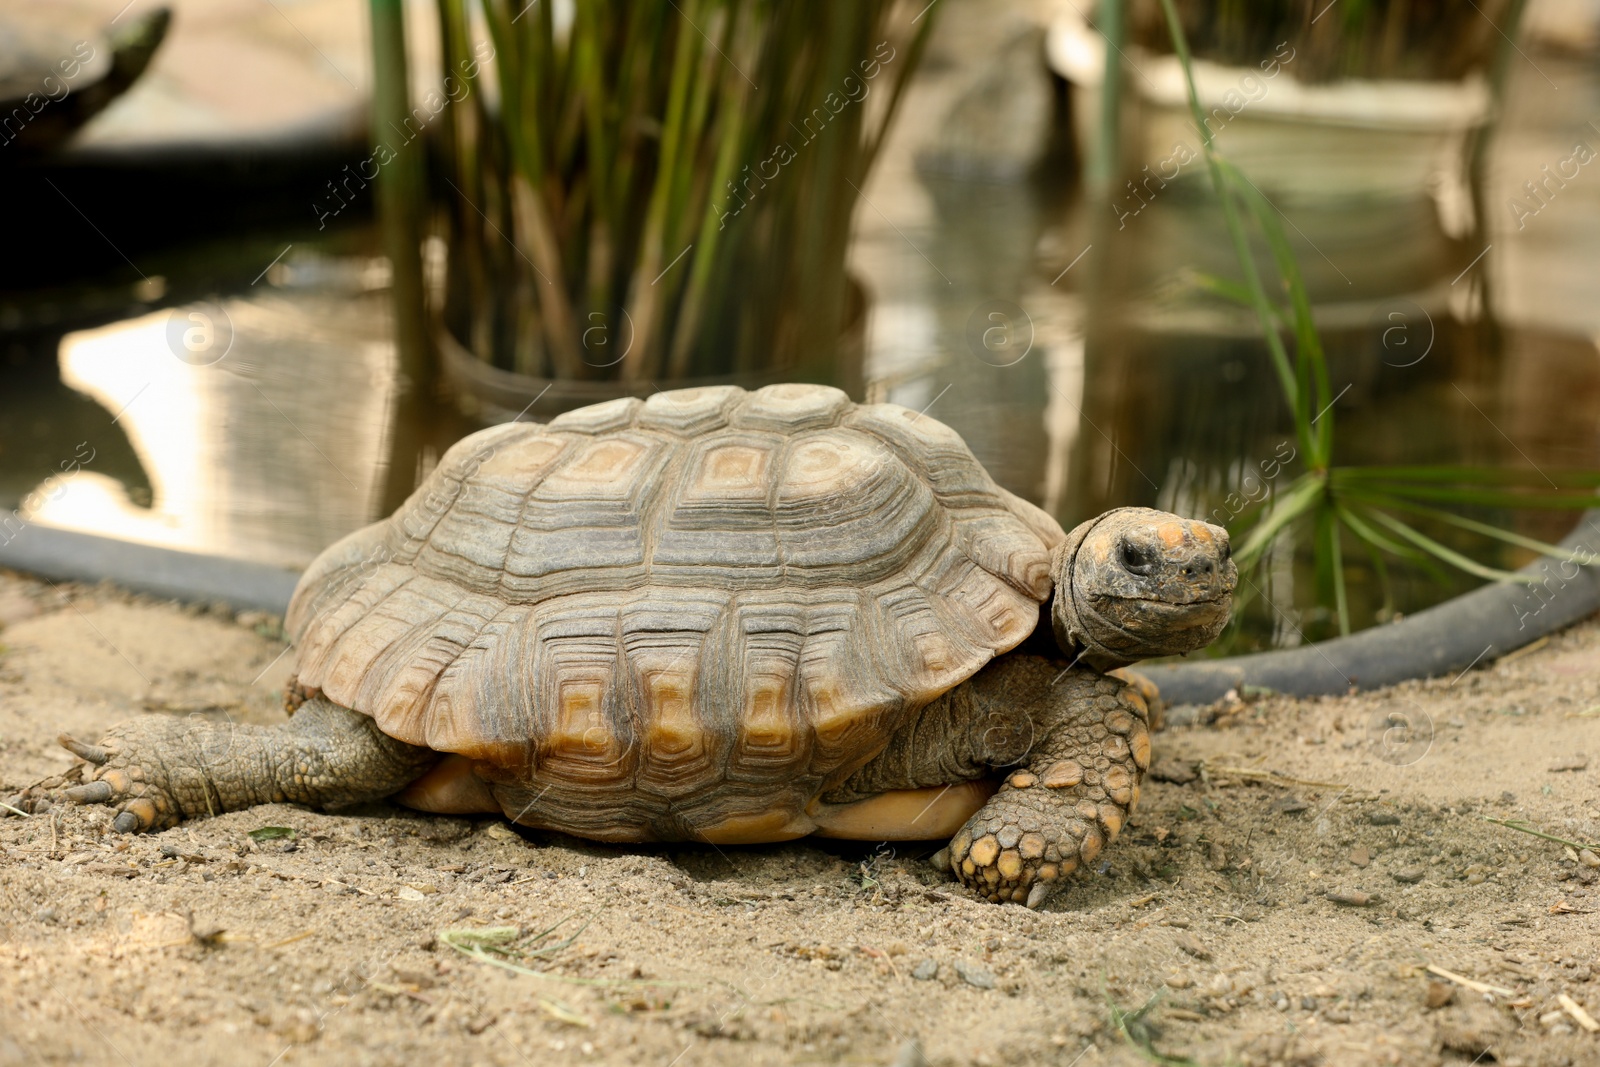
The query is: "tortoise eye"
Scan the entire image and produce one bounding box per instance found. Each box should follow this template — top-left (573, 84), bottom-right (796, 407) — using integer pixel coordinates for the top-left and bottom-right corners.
top-left (1119, 540), bottom-right (1158, 577)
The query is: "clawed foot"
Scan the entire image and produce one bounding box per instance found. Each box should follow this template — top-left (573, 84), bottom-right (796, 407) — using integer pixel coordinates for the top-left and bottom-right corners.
top-left (946, 767), bottom-right (1114, 907)
top-left (58, 728), bottom-right (189, 832)
top-left (3, 721), bottom-right (206, 833)
top-left (945, 672), bottom-right (1150, 908)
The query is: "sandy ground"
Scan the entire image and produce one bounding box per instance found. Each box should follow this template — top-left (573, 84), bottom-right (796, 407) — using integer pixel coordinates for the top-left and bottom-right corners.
top-left (1, 569), bottom-right (1599, 1067)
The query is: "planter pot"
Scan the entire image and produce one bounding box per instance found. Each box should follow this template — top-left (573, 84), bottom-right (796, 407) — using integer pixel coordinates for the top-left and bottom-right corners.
top-left (440, 277), bottom-right (869, 424)
top-left (1046, 9), bottom-right (1492, 205)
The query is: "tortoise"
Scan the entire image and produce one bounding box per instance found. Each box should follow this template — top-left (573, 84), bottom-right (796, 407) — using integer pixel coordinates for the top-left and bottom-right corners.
top-left (28, 384), bottom-right (1235, 906)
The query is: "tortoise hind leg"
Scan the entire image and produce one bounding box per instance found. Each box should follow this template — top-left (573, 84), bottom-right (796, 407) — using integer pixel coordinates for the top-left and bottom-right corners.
top-left (40, 698), bottom-right (436, 832)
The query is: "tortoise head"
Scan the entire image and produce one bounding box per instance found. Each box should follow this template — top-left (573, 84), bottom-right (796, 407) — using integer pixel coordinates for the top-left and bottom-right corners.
top-left (1049, 507), bottom-right (1236, 670)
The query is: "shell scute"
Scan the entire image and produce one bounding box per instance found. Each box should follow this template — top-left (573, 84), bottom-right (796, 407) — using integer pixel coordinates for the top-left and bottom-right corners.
top-left (527, 598), bottom-right (635, 783)
top-left (637, 385), bottom-right (741, 434)
top-left (775, 430), bottom-right (937, 579)
top-left (725, 597), bottom-right (812, 779)
top-left (954, 513), bottom-right (1056, 600)
top-left (654, 432), bottom-right (785, 580)
top-left (732, 382), bottom-right (851, 431)
top-left (622, 590), bottom-right (728, 795)
top-left (845, 403), bottom-right (1001, 507)
top-left (547, 395), bottom-right (640, 433)
top-left (498, 432), bottom-right (670, 598)
top-left (385, 423), bottom-right (529, 560)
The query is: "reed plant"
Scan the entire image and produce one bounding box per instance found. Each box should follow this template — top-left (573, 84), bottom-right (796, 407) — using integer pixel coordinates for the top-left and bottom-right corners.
top-left (430, 0), bottom-right (934, 384)
top-left (1156, 0), bottom-right (1594, 638)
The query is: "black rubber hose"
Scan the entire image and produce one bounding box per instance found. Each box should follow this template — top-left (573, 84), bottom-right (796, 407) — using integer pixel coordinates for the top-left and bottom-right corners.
top-left (0, 523), bottom-right (299, 616)
top-left (1139, 509), bottom-right (1600, 704)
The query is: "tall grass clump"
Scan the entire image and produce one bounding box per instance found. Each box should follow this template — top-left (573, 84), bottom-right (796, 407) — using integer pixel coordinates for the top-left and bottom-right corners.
top-left (431, 0), bottom-right (934, 384)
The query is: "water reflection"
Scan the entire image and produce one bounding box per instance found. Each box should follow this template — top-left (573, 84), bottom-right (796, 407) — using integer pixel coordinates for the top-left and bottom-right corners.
top-left (31, 263), bottom-right (402, 570)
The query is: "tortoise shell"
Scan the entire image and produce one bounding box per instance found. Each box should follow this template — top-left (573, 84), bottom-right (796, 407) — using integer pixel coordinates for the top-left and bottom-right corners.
top-left (285, 384), bottom-right (1065, 840)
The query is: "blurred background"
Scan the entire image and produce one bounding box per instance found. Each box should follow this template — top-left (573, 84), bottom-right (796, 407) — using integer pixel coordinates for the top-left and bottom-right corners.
top-left (2, 0), bottom-right (1598, 653)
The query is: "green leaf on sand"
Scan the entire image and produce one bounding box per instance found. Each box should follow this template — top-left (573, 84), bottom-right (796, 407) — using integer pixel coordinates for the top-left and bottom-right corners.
top-left (248, 826), bottom-right (296, 841)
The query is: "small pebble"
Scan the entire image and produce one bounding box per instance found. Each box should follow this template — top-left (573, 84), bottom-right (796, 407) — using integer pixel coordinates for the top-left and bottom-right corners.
top-left (1349, 846), bottom-right (1371, 868)
top-left (1150, 759), bottom-right (1198, 785)
top-left (1325, 890), bottom-right (1374, 907)
top-left (1549, 756), bottom-right (1590, 773)
top-left (1425, 981), bottom-right (1455, 1009)
top-left (1392, 868), bottom-right (1425, 884)
top-left (1269, 795), bottom-right (1309, 815)
top-left (910, 959), bottom-right (939, 981)
top-left (953, 960), bottom-right (995, 990)
top-left (1579, 849), bottom-right (1600, 869)
top-left (1368, 812), bottom-right (1401, 826)
top-left (889, 1040), bottom-right (928, 1067)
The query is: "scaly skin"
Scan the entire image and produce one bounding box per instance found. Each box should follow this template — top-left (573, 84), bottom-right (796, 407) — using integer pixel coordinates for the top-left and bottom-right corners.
top-left (1110, 667), bottom-right (1164, 732)
top-left (949, 658), bottom-right (1150, 905)
top-left (828, 654), bottom-right (1151, 907)
top-left (34, 698), bottom-right (435, 832)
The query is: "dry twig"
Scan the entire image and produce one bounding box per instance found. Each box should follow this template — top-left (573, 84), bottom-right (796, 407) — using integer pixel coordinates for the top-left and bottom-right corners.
top-left (1425, 964), bottom-right (1517, 998)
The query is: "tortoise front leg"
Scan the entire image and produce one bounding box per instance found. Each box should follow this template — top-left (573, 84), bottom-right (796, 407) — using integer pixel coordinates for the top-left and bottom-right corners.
top-left (12, 698), bottom-right (436, 833)
top-left (818, 654), bottom-right (1151, 906)
top-left (946, 656), bottom-right (1151, 905)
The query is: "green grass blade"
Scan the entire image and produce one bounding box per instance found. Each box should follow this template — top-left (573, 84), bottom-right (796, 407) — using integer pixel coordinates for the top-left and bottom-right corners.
top-left (1352, 504), bottom-right (1457, 589)
top-left (1347, 484), bottom-right (1600, 509)
top-left (1216, 157), bottom-right (1334, 465)
top-left (1350, 492), bottom-right (1596, 563)
top-left (1364, 509), bottom-right (1538, 584)
top-left (665, 2), bottom-right (762, 378)
top-left (1314, 502), bottom-right (1350, 635)
top-left (1155, 0), bottom-right (1308, 460)
top-left (1337, 502), bottom-right (1394, 620)
top-left (1334, 500), bottom-right (1432, 563)
top-left (860, 5), bottom-right (939, 176)
top-left (1189, 270), bottom-right (1288, 322)
top-left (1334, 466), bottom-right (1600, 487)
top-left (620, 1), bottom-right (702, 379)
top-left (1329, 511), bottom-right (1349, 636)
top-left (1232, 473), bottom-right (1324, 569)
